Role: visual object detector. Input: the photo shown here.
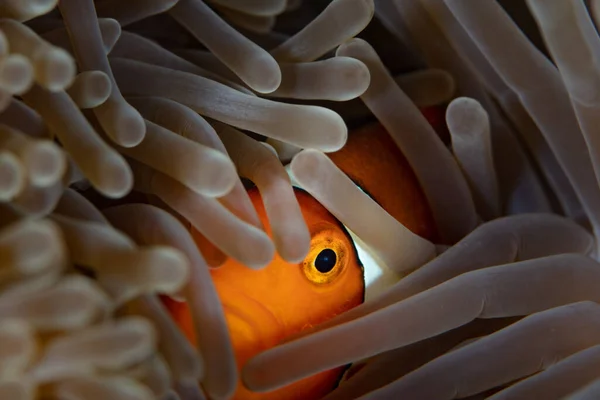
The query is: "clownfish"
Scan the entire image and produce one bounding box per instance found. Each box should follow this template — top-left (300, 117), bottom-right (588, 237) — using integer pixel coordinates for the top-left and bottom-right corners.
top-left (163, 186), bottom-right (365, 400)
top-left (162, 114), bottom-right (440, 399)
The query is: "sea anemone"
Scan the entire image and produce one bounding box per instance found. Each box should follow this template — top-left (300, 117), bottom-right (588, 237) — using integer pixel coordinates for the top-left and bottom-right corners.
top-left (1, 0), bottom-right (600, 399)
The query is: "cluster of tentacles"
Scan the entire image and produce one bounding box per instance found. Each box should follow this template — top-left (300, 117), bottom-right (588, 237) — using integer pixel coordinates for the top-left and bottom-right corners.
top-left (1, 0), bottom-right (600, 399)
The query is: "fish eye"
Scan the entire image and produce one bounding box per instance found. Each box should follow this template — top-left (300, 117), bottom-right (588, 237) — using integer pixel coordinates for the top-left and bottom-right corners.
top-left (314, 248), bottom-right (337, 273)
top-left (302, 228), bottom-right (348, 285)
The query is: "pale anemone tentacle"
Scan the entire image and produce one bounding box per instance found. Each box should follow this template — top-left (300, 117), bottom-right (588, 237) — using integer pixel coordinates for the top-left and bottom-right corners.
top-left (124, 353), bottom-right (173, 397)
top-left (444, 0), bottom-right (600, 239)
top-left (59, 0), bottom-right (147, 148)
top-left (0, 54), bottom-right (34, 95)
top-left (0, 275), bottom-right (111, 332)
top-left (489, 344), bottom-right (600, 400)
top-left (21, 85), bottom-right (133, 198)
top-left (128, 160), bottom-right (276, 270)
top-left (416, 0), bottom-right (582, 220)
top-left (0, 218), bottom-right (66, 288)
top-left (391, 0), bottom-right (554, 217)
top-left (446, 97), bottom-right (500, 220)
top-left (169, 0), bottom-right (282, 94)
top-left (53, 188), bottom-right (109, 224)
top-left (114, 119), bottom-right (237, 198)
top-left (127, 96), bottom-right (261, 229)
top-left (323, 318), bottom-right (519, 400)
top-left (171, 48), bottom-right (248, 88)
top-left (104, 204), bottom-right (237, 400)
top-left (48, 213), bottom-right (190, 304)
top-left (95, 0), bottom-right (180, 27)
top-left (0, 0), bottom-right (58, 21)
top-left (372, 0), bottom-right (424, 66)
top-left (270, 66), bottom-right (457, 138)
top-left (0, 18), bottom-right (75, 92)
top-left (0, 320), bottom-right (36, 383)
top-left (0, 99), bottom-right (49, 138)
top-left (0, 151), bottom-right (25, 201)
top-left (119, 295), bottom-right (203, 389)
top-left (66, 71), bottom-right (112, 109)
top-left (293, 213), bottom-right (594, 339)
top-left (30, 316), bottom-right (157, 383)
top-left (265, 57), bottom-right (371, 101)
top-left (243, 255), bottom-right (600, 392)
top-left (526, 0), bottom-right (600, 217)
top-left (45, 376), bottom-right (154, 400)
top-left (358, 301), bottom-right (600, 400)
top-left (568, 378), bottom-right (600, 400)
top-left (336, 38), bottom-right (478, 243)
top-left (394, 68), bottom-right (455, 107)
top-left (9, 174), bottom-right (64, 217)
top-left (213, 5), bottom-right (276, 35)
top-left (270, 0), bottom-right (375, 63)
top-left (0, 123), bottom-right (67, 187)
top-left (110, 30), bottom-right (252, 94)
top-left (214, 122), bottom-right (311, 264)
top-left (110, 57), bottom-right (348, 152)
top-left (42, 18), bottom-right (122, 55)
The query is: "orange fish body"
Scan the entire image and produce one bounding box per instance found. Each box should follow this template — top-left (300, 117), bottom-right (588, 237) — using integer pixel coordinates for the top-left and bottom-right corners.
top-left (217, 188), bottom-right (365, 399)
top-left (163, 118), bottom-right (440, 399)
top-left (164, 187), bottom-right (365, 399)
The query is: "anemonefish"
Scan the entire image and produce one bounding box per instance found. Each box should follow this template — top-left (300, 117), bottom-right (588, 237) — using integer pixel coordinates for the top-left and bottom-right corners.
top-left (162, 110), bottom-right (441, 399)
top-left (163, 186), bottom-right (365, 400)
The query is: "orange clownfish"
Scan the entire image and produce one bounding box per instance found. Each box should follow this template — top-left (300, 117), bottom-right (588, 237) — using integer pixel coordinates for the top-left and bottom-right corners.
top-left (164, 186), bottom-right (365, 400)
top-left (162, 115), bottom-right (440, 399)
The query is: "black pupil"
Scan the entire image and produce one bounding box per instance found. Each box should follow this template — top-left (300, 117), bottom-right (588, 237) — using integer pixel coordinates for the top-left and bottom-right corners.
top-left (315, 248), bottom-right (337, 273)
